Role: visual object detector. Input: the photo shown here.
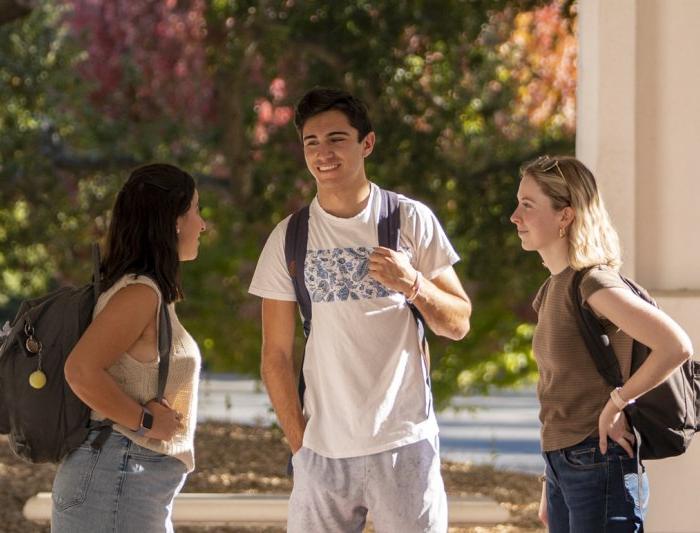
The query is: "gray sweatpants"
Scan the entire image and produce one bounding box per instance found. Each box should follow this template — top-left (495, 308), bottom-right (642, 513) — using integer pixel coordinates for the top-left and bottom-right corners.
top-left (287, 437), bottom-right (448, 533)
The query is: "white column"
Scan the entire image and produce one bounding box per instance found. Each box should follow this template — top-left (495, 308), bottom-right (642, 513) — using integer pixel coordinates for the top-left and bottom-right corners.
top-left (576, 0), bottom-right (638, 277)
top-left (577, 1), bottom-right (700, 531)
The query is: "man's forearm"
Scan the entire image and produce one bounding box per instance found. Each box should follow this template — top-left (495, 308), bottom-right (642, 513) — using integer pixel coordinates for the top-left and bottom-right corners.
top-left (261, 350), bottom-right (306, 452)
top-left (411, 278), bottom-right (471, 340)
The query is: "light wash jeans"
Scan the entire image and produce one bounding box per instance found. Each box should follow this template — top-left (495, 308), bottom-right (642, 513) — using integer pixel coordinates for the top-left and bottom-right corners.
top-left (544, 437), bottom-right (649, 532)
top-left (51, 427), bottom-right (187, 533)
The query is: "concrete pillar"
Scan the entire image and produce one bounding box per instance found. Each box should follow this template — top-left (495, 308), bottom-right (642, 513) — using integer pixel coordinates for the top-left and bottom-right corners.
top-left (577, 1), bottom-right (700, 531)
top-left (576, 0), bottom-right (638, 277)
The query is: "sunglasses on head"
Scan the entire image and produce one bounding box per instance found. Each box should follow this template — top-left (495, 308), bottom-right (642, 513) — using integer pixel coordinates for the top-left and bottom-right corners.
top-left (534, 155), bottom-right (566, 182)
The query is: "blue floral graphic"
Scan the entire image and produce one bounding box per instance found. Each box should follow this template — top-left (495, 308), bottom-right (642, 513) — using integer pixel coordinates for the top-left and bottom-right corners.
top-left (305, 247), bottom-right (395, 303)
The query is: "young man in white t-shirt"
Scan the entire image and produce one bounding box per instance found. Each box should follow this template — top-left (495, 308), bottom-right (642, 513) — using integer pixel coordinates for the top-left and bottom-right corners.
top-left (249, 88), bottom-right (471, 532)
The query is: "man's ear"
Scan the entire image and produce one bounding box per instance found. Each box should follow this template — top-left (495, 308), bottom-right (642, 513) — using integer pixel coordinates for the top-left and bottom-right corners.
top-left (362, 131), bottom-right (376, 158)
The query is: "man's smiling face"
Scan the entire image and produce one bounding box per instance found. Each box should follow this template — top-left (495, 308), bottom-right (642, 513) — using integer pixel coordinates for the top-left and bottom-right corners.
top-left (301, 109), bottom-right (375, 191)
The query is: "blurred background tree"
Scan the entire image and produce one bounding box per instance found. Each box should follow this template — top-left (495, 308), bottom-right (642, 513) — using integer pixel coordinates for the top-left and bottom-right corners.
top-left (0, 0), bottom-right (576, 407)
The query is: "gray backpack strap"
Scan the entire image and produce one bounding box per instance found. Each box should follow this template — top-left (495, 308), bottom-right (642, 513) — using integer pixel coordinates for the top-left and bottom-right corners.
top-left (284, 206), bottom-right (311, 417)
top-left (156, 304), bottom-right (172, 401)
top-left (378, 189), bottom-right (428, 336)
top-left (284, 206), bottom-right (312, 339)
top-left (378, 188), bottom-right (401, 250)
top-left (378, 189), bottom-right (431, 403)
top-left (283, 206), bottom-right (311, 476)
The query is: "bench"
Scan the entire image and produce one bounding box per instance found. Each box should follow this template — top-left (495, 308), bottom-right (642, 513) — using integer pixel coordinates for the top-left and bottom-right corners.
top-left (24, 492), bottom-right (510, 526)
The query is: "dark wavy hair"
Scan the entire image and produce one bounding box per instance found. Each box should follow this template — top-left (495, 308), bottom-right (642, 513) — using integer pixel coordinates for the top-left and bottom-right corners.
top-left (101, 163), bottom-right (195, 303)
top-left (294, 87), bottom-right (373, 141)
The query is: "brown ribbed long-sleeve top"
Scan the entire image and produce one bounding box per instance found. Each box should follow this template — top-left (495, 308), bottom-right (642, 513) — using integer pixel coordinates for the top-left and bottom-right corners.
top-left (532, 265), bottom-right (633, 452)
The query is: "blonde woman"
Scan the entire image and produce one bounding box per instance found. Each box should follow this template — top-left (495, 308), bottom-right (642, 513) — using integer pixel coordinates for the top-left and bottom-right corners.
top-left (510, 155), bottom-right (693, 531)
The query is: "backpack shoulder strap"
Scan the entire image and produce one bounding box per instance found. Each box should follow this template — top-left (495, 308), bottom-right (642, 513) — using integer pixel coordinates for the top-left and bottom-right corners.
top-left (106, 273), bottom-right (173, 402)
top-left (620, 276), bottom-right (657, 308)
top-left (618, 275), bottom-right (656, 374)
top-left (378, 188), bottom-right (401, 250)
top-left (571, 268), bottom-right (624, 387)
top-left (284, 206), bottom-right (312, 338)
top-left (283, 206), bottom-right (312, 471)
top-left (157, 304), bottom-right (172, 401)
top-left (378, 188), bottom-right (431, 384)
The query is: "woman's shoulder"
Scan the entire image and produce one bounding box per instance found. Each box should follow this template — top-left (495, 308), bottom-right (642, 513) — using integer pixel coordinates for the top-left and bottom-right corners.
top-left (96, 274), bottom-right (162, 316)
top-left (579, 264), bottom-right (628, 302)
top-left (122, 274), bottom-right (162, 297)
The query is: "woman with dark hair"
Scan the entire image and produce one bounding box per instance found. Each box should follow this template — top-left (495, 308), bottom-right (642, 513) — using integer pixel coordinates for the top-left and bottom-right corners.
top-left (51, 164), bottom-right (206, 533)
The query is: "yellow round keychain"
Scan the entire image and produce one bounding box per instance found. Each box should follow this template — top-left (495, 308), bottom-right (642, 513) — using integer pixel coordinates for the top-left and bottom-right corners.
top-left (29, 370), bottom-right (47, 389)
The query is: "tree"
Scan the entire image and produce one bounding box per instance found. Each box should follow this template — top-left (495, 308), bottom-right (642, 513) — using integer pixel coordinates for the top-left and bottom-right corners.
top-left (0, 0), bottom-right (36, 25)
top-left (0, 0), bottom-right (576, 406)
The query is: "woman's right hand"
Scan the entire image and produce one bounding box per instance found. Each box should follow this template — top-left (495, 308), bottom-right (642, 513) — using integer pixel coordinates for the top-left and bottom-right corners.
top-left (142, 399), bottom-right (182, 441)
top-left (538, 481), bottom-right (548, 526)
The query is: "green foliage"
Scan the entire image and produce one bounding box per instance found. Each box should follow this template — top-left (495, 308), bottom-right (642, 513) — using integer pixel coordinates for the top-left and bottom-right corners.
top-left (0, 0), bottom-right (575, 406)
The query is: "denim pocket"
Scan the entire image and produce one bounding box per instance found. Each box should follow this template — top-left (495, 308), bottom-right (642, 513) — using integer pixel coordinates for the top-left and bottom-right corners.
top-left (52, 444), bottom-right (101, 512)
top-left (128, 442), bottom-right (171, 462)
top-left (561, 446), bottom-right (606, 470)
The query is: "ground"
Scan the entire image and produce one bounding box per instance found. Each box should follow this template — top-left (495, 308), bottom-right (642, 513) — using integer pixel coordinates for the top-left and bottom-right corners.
top-left (0, 422), bottom-right (545, 533)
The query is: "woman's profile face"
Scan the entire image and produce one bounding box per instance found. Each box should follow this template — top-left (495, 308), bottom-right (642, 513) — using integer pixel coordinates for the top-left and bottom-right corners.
top-left (176, 189), bottom-right (206, 261)
top-left (510, 174), bottom-right (565, 253)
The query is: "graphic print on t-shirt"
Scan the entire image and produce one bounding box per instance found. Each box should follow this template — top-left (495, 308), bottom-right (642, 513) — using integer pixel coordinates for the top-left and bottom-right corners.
top-left (305, 246), bottom-right (395, 303)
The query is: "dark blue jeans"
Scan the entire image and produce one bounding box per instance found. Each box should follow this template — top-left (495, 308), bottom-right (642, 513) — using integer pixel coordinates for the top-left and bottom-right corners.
top-left (543, 437), bottom-right (648, 532)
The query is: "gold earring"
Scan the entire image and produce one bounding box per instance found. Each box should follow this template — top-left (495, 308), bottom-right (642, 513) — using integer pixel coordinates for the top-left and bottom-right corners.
top-left (559, 227), bottom-right (565, 238)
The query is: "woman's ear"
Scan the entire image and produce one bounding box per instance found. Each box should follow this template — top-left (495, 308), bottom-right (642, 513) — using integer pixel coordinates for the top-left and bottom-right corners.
top-left (561, 206), bottom-right (575, 228)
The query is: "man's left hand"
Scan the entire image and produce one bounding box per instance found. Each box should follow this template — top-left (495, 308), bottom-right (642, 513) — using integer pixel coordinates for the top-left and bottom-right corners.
top-left (368, 246), bottom-right (416, 295)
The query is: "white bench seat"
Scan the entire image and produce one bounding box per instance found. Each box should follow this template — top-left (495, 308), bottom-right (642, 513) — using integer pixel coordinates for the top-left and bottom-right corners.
top-left (24, 492), bottom-right (510, 526)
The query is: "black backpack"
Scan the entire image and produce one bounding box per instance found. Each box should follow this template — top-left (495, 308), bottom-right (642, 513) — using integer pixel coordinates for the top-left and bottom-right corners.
top-left (572, 268), bottom-right (700, 460)
top-left (0, 244), bottom-right (172, 463)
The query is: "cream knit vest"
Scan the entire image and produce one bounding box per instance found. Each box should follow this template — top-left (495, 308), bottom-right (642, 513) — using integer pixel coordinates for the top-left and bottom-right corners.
top-left (90, 274), bottom-right (201, 472)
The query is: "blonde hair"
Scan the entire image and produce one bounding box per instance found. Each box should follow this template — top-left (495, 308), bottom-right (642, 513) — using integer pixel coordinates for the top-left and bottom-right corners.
top-left (520, 155), bottom-right (621, 270)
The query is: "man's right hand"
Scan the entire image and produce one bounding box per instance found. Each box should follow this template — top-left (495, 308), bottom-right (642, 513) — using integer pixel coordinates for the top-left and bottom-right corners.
top-left (290, 437), bottom-right (304, 455)
top-left (142, 399), bottom-right (182, 441)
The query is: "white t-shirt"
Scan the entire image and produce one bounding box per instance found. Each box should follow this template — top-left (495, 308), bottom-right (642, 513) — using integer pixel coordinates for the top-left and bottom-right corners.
top-left (249, 183), bottom-right (460, 458)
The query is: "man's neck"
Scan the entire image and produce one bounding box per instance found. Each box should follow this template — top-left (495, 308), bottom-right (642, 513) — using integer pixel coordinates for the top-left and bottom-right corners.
top-left (317, 179), bottom-right (371, 218)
